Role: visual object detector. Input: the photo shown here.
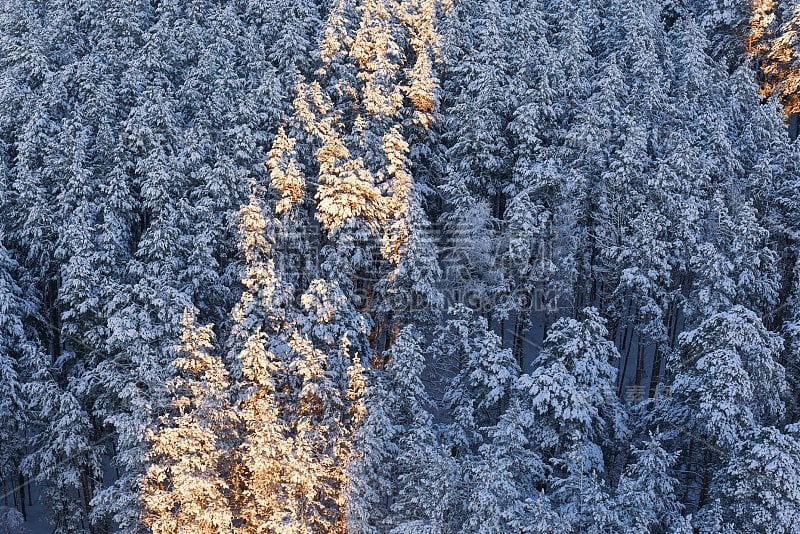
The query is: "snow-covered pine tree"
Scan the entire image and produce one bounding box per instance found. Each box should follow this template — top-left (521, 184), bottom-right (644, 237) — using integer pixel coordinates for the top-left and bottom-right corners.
top-left (0, 238), bottom-right (40, 523)
top-left (697, 425), bottom-right (800, 533)
top-left (562, 54), bottom-right (628, 314)
top-left (346, 367), bottom-right (397, 533)
top-left (226, 196), bottom-right (292, 530)
top-left (434, 304), bottom-right (518, 452)
top-left (442, 0), bottom-right (513, 200)
top-left (282, 276), bottom-right (369, 531)
top-left (500, 0), bottom-right (572, 363)
top-left (387, 326), bottom-right (458, 533)
top-left (663, 305), bottom-right (787, 512)
top-left (685, 196), bottom-right (780, 328)
top-left (612, 435), bottom-right (691, 532)
top-left (463, 399), bottom-right (545, 533)
top-left (141, 309), bottom-right (234, 534)
top-left (439, 0), bottom-right (513, 312)
top-left (515, 308), bottom-right (625, 465)
top-left (295, 0), bottom-right (444, 351)
top-left (786, 261), bottom-right (800, 415)
top-left (22, 374), bottom-right (102, 533)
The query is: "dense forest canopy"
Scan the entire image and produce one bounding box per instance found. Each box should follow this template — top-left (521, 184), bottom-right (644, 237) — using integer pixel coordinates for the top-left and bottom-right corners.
top-left (1, 0), bottom-right (800, 532)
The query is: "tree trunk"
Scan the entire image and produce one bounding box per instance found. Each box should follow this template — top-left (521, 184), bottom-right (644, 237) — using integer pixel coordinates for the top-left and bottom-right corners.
top-left (81, 468), bottom-right (94, 533)
top-left (632, 337), bottom-right (645, 403)
top-left (17, 473), bottom-right (25, 520)
top-left (697, 449), bottom-right (713, 511)
top-left (647, 345), bottom-right (663, 401)
top-left (513, 310), bottom-right (528, 371)
top-left (617, 315), bottom-right (636, 398)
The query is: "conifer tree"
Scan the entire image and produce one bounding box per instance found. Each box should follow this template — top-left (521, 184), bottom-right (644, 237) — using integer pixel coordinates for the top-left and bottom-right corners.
top-left (435, 305), bottom-right (518, 451)
top-left (439, 0), bottom-right (513, 311)
top-left (0, 239), bottom-right (38, 522)
top-left (141, 309), bottom-right (234, 534)
top-left (698, 425), bottom-right (800, 533)
top-left (516, 308), bottom-right (624, 462)
top-left (388, 326), bottom-right (457, 533)
top-left (549, 444), bottom-right (616, 533)
top-left (463, 400), bottom-right (545, 533)
top-left (786, 262), bottom-right (800, 413)
top-left (663, 305), bottom-right (787, 512)
top-left (346, 370), bottom-right (396, 533)
top-left (227, 196), bottom-right (292, 531)
top-left (613, 436), bottom-right (691, 532)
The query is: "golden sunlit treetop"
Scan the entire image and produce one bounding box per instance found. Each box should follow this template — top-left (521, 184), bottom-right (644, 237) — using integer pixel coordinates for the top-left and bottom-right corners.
top-left (749, 0), bottom-right (800, 115)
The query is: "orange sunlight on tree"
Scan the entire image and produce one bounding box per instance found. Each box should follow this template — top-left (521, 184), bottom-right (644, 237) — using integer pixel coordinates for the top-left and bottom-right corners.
top-left (749, 0), bottom-right (800, 115)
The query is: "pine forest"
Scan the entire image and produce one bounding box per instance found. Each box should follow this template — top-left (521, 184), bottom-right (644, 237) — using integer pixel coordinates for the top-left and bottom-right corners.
top-left (2, 0), bottom-right (800, 532)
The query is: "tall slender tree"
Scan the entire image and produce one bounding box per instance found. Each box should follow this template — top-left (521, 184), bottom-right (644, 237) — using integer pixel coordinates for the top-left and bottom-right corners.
top-left (141, 309), bottom-right (234, 534)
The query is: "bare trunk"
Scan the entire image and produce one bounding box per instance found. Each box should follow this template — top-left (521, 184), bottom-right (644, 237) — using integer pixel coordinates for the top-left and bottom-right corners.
top-left (513, 310), bottom-right (528, 371)
top-left (81, 468), bottom-right (94, 534)
top-left (647, 345), bottom-right (663, 401)
top-left (17, 473), bottom-right (25, 521)
top-left (632, 337), bottom-right (645, 403)
top-left (697, 449), bottom-right (713, 511)
top-left (617, 314), bottom-right (636, 398)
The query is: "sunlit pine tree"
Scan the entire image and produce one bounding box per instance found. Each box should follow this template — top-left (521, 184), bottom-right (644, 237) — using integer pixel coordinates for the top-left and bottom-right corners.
top-left (141, 309), bottom-right (235, 534)
top-left (226, 196), bottom-right (292, 531)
